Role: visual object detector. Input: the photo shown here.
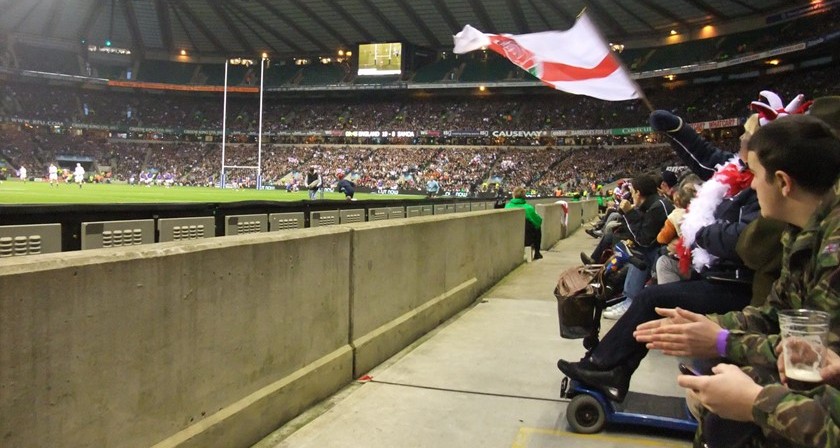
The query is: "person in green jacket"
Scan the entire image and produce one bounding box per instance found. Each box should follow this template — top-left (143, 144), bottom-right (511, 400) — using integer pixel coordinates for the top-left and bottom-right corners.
top-left (506, 186), bottom-right (544, 260)
top-left (636, 113), bottom-right (840, 447)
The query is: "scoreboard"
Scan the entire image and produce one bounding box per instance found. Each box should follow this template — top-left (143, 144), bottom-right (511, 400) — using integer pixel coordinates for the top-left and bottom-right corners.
top-left (357, 42), bottom-right (402, 76)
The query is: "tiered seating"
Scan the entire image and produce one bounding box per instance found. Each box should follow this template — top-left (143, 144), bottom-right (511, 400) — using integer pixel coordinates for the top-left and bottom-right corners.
top-left (17, 42), bottom-right (79, 75)
top-left (620, 48), bottom-right (649, 71)
top-left (297, 64), bottom-right (345, 85)
top-left (137, 60), bottom-right (195, 84)
top-left (712, 28), bottom-right (759, 61)
top-left (264, 64), bottom-right (302, 86)
top-left (198, 63), bottom-right (255, 86)
top-left (89, 61), bottom-right (126, 80)
top-left (642, 38), bottom-right (716, 72)
top-left (354, 75), bottom-right (401, 85)
top-left (412, 57), bottom-right (461, 82)
top-left (459, 56), bottom-right (517, 82)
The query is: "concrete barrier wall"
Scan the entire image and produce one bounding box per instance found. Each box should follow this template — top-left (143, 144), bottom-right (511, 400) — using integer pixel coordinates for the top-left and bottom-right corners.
top-left (581, 200), bottom-right (600, 224)
top-left (349, 210), bottom-right (523, 375)
top-left (534, 203), bottom-right (566, 250)
top-left (0, 210), bottom-right (523, 448)
top-left (557, 200), bottom-right (599, 238)
top-left (564, 201), bottom-right (583, 235)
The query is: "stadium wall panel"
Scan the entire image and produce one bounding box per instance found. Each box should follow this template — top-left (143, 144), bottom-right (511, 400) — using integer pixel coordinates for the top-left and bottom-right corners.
top-left (535, 203), bottom-right (568, 250)
top-left (348, 209), bottom-right (523, 376)
top-left (388, 207), bottom-right (405, 219)
top-left (81, 219), bottom-right (155, 249)
top-left (224, 214), bottom-right (269, 235)
top-left (405, 205), bottom-right (422, 218)
top-left (0, 223), bottom-right (62, 256)
top-left (368, 207), bottom-right (390, 221)
top-left (268, 212), bottom-right (305, 231)
top-left (0, 209), bottom-right (523, 448)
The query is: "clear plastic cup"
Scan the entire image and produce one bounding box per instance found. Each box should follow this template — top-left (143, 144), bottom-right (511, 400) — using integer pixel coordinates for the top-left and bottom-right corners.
top-left (778, 309), bottom-right (831, 390)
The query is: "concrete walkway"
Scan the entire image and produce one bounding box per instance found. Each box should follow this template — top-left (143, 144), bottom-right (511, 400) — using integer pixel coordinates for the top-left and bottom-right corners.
top-left (254, 227), bottom-right (693, 448)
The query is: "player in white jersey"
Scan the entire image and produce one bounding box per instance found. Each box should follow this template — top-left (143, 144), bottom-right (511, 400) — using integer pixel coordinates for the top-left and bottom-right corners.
top-left (48, 163), bottom-right (58, 187)
top-left (19, 166), bottom-right (27, 182)
top-left (73, 163), bottom-right (85, 188)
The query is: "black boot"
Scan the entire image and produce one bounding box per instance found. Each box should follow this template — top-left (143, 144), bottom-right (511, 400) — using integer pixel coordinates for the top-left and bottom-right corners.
top-left (580, 252), bottom-right (596, 265)
top-left (557, 359), bottom-right (630, 402)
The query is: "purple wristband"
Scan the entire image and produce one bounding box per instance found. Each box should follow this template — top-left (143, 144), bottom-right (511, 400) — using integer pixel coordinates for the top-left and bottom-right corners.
top-left (716, 329), bottom-right (730, 358)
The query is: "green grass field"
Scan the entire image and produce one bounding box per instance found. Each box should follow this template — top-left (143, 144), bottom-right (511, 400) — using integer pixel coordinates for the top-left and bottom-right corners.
top-left (0, 180), bottom-right (423, 205)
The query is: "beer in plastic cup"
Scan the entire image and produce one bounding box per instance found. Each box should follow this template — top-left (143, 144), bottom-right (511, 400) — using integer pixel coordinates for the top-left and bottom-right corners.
top-left (778, 309), bottom-right (830, 390)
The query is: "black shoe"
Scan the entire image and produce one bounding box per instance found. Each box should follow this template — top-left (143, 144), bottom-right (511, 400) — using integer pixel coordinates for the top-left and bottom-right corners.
top-left (533, 252), bottom-right (543, 260)
top-left (585, 228), bottom-right (601, 239)
top-left (580, 252), bottom-right (595, 265)
top-left (557, 359), bottom-right (630, 402)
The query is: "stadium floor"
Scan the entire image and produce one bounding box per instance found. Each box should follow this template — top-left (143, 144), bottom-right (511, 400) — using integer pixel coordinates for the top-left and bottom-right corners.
top-left (0, 180), bottom-right (423, 204)
top-left (253, 226), bottom-right (693, 448)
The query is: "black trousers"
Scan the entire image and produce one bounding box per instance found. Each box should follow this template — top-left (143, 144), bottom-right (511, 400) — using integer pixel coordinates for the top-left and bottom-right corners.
top-left (524, 221), bottom-right (542, 255)
top-left (588, 279), bottom-right (752, 375)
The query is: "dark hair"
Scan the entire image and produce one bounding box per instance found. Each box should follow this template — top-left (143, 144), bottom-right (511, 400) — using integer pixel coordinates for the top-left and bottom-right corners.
top-left (660, 170), bottom-right (679, 188)
top-left (748, 115), bottom-right (840, 196)
top-left (630, 174), bottom-right (658, 197)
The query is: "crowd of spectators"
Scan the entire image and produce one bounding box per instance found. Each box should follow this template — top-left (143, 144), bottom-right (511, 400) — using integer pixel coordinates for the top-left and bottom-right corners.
top-left (2, 124), bottom-right (700, 196)
top-left (419, 147), bottom-right (498, 193)
top-left (1, 65), bottom-right (835, 136)
top-left (712, 6), bottom-right (840, 61)
top-left (536, 145), bottom-right (681, 193)
top-left (1, 62), bottom-right (835, 193)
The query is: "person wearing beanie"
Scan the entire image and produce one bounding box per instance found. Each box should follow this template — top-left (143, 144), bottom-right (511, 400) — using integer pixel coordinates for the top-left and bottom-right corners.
top-left (505, 187), bottom-right (543, 260)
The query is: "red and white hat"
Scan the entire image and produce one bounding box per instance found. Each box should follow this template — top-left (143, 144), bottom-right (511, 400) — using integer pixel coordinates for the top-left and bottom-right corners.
top-left (749, 90), bottom-right (812, 126)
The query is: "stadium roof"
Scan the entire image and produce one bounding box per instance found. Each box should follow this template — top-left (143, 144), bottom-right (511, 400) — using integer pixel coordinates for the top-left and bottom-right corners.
top-left (0, 0), bottom-right (809, 59)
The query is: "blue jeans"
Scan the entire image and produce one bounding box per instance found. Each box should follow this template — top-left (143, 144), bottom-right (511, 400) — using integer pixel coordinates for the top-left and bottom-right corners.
top-left (622, 247), bottom-right (659, 300)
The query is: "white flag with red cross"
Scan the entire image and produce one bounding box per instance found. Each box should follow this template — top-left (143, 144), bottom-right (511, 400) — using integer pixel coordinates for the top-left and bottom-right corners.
top-left (453, 13), bottom-right (641, 101)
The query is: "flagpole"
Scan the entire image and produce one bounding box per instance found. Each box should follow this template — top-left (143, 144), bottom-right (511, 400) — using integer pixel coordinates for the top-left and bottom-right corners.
top-left (578, 8), bottom-right (655, 112)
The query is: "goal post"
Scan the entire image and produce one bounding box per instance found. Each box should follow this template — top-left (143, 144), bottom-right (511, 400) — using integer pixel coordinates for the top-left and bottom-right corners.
top-left (220, 56), bottom-right (267, 189)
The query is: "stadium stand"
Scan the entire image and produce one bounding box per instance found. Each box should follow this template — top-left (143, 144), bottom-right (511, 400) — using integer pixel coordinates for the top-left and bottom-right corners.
top-left (15, 42), bottom-right (79, 75)
top-left (2, 62), bottom-right (835, 132)
top-left (297, 63), bottom-right (346, 86)
top-left (137, 59), bottom-right (196, 85)
top-left (1, 57), bottom-right (836, 196)
top-left (411, 57), bottom-right (462, 82)
top-left (87, 60), bottom-right (127, 80)
top-left (264, 63), bottom-right (303, 86)
top-left (459, 54), bottom-right (519, 82)
top-left (3, 4), bottom-right (840, 448)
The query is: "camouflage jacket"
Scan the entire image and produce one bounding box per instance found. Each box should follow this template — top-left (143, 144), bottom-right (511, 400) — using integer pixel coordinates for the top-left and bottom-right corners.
top-left (707, 177), bottom-right (840, 447)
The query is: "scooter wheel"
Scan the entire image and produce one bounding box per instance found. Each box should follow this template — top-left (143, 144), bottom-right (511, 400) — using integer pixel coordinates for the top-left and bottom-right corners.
top-left (567, 394), bottom-right (606, 434)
